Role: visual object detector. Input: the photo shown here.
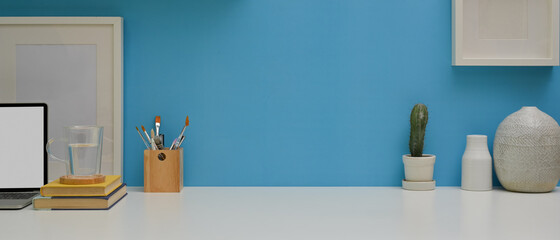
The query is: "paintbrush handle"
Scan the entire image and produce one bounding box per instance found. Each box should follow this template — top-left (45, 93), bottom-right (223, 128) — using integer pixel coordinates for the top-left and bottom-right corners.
top-left (144, 130), bottom-right (156, 150)
top-left (136, 130), bottom-right (150, 149)
top-left (179, 126), bottom-right (186, 138)
top-left (170, 138), bottom-right (178, 150)
top-left (143, 130), bottom-right (151, 142)
top-left (177, 135), bottom-right (186, 148)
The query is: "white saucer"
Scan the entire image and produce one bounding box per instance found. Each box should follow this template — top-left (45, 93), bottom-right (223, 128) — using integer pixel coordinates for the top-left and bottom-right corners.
top-left (402, 179), bottom-right (435, 191)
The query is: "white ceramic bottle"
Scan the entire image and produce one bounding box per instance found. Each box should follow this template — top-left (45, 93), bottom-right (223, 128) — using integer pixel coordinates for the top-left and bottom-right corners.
top-left (461, 135), bottom-right (492, 191)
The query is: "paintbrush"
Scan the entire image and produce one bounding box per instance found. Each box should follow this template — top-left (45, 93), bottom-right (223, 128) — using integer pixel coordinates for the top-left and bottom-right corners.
top-left (135, 126), bottom-right (150, 149)
top-left (177, 116), bottom-right (189, 141)
top-left (155, 116), bottom-right (161, 136)
top-left (142, 125), bottom-right (156, 150)
top-left (170, 138), bottom-right (178, 150)
top-left (177, 135), bottom-right (186, 149)
top-left (154, 136), bottom-right (164, 150)
top-left (152, 129), bottom-right (164, 150)
top-left (141, 125), bottom-right (151, 142)
top-left (171, 116), bottom-right (189, 150)
top-left (150, 129), bottom-right (158, 150)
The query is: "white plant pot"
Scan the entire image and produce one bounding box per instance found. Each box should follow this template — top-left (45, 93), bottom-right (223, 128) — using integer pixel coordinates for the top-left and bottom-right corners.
top-left (403, 154), bottom-right (436, 182)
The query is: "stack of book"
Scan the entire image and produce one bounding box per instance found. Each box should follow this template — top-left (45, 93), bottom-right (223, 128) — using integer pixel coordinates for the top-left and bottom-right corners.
top-left (33, 175), bottom-right (127, 210)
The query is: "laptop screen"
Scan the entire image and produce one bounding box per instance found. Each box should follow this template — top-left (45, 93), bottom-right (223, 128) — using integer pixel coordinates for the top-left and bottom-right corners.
top-left (0, 104), bottom-right (46, 189)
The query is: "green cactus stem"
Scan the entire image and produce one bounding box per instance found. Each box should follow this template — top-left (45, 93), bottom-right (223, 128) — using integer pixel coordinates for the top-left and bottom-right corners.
top-left (409, 103), bottom-right (428, 157)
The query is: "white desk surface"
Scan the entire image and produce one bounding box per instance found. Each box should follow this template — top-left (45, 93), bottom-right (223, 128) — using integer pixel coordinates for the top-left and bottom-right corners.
top-left (1, 187), bottom-right (559, 240)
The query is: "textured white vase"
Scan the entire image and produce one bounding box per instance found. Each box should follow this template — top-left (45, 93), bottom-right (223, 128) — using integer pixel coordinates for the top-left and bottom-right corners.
top-left (461, 135), bottom-right (492, 191)
top-left (494, 106), bottom-right (560, 193)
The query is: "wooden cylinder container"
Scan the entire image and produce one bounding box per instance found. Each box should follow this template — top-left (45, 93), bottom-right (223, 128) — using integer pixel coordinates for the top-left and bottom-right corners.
top-left (144, 148), bottom-right (183, 192)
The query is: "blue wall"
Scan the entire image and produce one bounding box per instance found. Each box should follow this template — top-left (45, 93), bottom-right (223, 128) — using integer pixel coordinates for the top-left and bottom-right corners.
top-left (2, 0), bottom-right (559, 186)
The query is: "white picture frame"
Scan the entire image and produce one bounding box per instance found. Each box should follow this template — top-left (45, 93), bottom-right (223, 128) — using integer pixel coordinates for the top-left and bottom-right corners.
top-left (0, 17), bottom-right (123, 179)
top-left (453, 0), bottom-right (559, 66)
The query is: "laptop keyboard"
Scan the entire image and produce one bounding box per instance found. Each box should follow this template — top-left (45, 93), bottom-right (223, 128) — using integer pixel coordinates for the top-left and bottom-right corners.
top-left (0, 192), bottom-right (38, 199)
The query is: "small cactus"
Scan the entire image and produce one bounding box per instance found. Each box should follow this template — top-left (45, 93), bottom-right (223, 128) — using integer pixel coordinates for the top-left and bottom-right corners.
top-left (409, 103), bottom-right (428, 157)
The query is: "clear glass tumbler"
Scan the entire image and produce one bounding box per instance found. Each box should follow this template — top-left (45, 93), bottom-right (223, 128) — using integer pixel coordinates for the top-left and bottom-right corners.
top-left (47, 125), bottom-right (104, 176)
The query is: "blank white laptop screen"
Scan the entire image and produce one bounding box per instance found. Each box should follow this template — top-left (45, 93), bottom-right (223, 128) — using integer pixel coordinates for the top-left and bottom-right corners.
top-left (0, 106), bottom-right (45, 189)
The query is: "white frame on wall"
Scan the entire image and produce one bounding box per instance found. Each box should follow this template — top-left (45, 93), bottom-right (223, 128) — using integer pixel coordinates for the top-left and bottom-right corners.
top-left (0, 17), bottom-right (123, 176)
top-left (453, 0), bottom-right (559, 66)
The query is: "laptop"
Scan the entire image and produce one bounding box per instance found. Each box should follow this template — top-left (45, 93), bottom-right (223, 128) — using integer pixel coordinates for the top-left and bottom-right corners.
top-left (0, 103), bottom-right (48, 209)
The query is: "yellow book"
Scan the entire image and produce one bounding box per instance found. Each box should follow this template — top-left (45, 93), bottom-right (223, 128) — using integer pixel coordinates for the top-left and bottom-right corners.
top-left (40, 175), bottom-right (122, 197)
top-left (34, 184), bottom-right (127, 210)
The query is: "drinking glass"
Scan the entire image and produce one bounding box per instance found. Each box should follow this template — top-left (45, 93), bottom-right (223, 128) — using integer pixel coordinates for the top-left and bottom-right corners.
top-left (46, 126), bottom-right (104, 176)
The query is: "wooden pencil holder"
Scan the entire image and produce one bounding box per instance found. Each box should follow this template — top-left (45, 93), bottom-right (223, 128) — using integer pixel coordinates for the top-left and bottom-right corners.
top-left (144, 148), bottom-right (183, 192)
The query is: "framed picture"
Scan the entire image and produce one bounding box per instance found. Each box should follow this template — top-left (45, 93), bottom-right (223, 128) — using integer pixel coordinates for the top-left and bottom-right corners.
top-left (453, 0), bottom-right (559, 66)
top-left (0, 17), bottom-right (123, 180)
